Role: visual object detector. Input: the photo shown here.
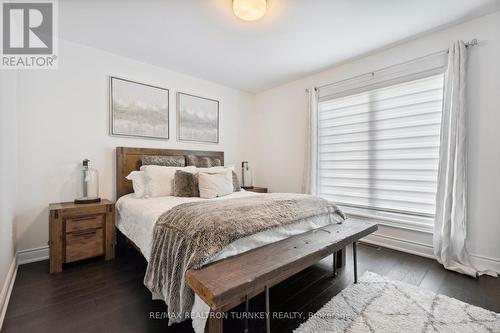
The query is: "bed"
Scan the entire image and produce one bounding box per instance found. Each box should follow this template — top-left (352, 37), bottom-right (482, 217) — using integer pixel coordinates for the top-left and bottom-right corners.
top-left (114, 147), bottom-right (349, 333)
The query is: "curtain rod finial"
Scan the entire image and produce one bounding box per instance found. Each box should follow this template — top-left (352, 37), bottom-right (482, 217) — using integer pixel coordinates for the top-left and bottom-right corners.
top-left (466, 38), bottom-right (478, 47)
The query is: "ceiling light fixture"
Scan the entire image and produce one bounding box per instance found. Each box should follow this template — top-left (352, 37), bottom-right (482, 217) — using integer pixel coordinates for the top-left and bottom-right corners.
top-left (233, 0), bottom-right (267, 21)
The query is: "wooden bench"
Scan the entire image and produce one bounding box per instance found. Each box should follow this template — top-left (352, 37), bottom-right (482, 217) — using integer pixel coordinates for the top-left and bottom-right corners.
top-left (186, 218), bottom-right (378, 333)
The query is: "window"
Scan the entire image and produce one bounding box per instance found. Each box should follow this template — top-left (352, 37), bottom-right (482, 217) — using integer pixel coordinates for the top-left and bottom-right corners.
top-left (317, 73), bottom-right (445, 224)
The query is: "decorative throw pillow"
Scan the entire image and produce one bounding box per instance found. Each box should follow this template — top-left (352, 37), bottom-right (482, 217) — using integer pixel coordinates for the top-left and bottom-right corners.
top-left (140, 165), bottom-right (196, 197)
top-left (173, 170), bottom-right (200, 197)
top-left (232, 171), bottom-right (241, 192)
top-left (198, 169), bottom-right (234, 199)
top-left (141, 155), bottom-right (185, 167)
top-left (186, 155), bottom-right (222, 167)
top-left (196, 166), bottom-right (226, 173)
top-left (125, 171), bottom-right (147, 198)
top-left (196, 166), bottom-right (240, 192)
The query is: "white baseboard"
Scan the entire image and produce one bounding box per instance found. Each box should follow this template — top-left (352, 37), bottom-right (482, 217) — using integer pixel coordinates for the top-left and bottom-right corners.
top-left (17, 246), bottom-right (49, 265)
top-left (470, 253), bottom-right (500, 274)
top-left (362, 233), bottom-right (500, 274)
top-left (0, 257), bottom-right (17, 331)
top-left (362, 233), bottom-right (435, 259)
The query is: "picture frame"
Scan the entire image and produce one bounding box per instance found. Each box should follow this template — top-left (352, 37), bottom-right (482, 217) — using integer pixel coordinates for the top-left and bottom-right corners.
top-left (109, 76), bottom-right (169, 140)
top-left (177, 92), bottom-right (220, 144)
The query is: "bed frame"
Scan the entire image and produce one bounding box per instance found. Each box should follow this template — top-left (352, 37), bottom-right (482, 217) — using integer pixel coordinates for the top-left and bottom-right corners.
top-left (115, 146), bottom-right (354, 333)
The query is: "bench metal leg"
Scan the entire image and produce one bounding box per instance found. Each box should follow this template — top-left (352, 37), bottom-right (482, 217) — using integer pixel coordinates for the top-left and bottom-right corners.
top-left (353, 242), bottom-right (358, 284)
top-left (244, 294), bottom-right (249, 333)
top-left (265, 286), bottom-right (270, 333)
top-left (332, 252), bottom-right (337, 277)
top-left (336, 248), bottom-right (346, 268)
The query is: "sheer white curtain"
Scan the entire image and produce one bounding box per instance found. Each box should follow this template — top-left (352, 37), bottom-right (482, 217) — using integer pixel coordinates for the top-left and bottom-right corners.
top-left (433, 41), bottom-right (496, 277)
top-left (302, 87), bottom-right (318, 195)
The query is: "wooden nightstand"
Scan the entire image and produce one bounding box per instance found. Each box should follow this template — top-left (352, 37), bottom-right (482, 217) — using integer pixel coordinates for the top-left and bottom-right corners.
top-left (48, 199), bottom-right (115, 273)
top-left (242, 187), bottom-right (268, 193)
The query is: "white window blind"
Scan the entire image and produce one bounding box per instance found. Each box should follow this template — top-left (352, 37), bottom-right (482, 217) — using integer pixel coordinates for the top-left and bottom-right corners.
top-left (317, 73), bottom-right (445, 218)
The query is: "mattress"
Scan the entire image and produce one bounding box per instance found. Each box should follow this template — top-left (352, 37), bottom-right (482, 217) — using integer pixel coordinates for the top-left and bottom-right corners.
top-left (115, 190), bottom-right (334, 333)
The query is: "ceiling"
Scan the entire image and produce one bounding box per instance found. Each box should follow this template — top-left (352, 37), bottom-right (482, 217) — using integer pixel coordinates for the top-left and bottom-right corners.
top-left (60, 0), bottom-right (500, 93)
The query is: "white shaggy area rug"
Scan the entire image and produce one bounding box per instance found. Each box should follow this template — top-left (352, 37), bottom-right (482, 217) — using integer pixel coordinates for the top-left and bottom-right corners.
top-left (294, 272), bottom-right (499, 333)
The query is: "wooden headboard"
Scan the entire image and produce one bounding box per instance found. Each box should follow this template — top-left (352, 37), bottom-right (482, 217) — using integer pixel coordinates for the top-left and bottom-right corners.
top-left (116, 147), bottom-right (224, 198)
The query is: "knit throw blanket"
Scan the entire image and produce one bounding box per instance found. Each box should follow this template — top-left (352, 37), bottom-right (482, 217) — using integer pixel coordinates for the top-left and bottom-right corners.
top-left (143, 193), bottom-right (345, 324)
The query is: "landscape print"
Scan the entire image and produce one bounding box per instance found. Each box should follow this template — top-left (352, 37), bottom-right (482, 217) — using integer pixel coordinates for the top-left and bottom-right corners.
top-left (177, 92), bottom-right (219, 143)
top-left (110, 77), bottom-right (169, 139)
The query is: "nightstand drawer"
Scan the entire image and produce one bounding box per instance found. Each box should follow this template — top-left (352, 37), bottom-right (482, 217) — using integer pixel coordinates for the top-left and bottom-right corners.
top-left (65, 228), bottom-right (104, 263)
top-left (66, 215), bottom-right (103, 233)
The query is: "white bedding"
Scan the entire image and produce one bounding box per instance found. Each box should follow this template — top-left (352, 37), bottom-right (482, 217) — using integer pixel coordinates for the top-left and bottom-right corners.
top-left (116, 190), bottom-right (333, 333)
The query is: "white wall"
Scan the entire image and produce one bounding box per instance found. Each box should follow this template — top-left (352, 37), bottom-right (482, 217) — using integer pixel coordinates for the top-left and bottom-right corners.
top-left (0, 70), bottom-right (18, 324)
top-left (14, 39), bottom-right (255, 255)
top-left (253, 11), bottom-right (500, 272)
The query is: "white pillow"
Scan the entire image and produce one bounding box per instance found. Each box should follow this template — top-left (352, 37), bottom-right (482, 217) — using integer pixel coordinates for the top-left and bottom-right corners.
top-left (125, 171), bottom-right (147, 198)
top-left (198, 169), bottom-right (234, 199)
top-left (141, 165), bottom-right (196, 197)
top-left (196, 165), bottom-right (234, 173)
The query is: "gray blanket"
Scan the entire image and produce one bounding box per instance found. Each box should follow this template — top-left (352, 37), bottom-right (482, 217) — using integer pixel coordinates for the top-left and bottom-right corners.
top-left (143, 193), bottom-right (345, 324)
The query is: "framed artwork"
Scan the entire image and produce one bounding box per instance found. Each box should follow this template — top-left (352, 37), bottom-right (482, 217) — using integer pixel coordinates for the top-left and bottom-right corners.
top-left (110, 76), bottom-right (169, 139)
top-left (177, 92), bottom-right (219, 144)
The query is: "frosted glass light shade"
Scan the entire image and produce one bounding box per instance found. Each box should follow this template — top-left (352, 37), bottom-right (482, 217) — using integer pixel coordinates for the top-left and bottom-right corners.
top-left (233, 0), bottom-right (267, 21)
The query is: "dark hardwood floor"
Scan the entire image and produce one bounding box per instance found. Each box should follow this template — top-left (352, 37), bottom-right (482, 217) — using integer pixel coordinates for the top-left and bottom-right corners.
top-left (3, 242), bottom-right (499, 333)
